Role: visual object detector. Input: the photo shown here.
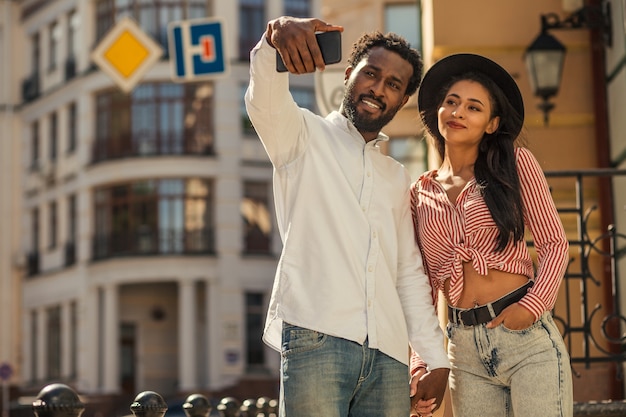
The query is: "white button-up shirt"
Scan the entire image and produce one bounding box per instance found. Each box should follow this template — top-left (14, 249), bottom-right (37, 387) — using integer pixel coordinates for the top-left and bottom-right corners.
top-left (245, 38), bottom-right (449, 370)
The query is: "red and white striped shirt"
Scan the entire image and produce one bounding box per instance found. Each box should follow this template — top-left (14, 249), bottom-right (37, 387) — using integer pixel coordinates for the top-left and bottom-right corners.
top-left (410, 147), bottom-right (569, 321)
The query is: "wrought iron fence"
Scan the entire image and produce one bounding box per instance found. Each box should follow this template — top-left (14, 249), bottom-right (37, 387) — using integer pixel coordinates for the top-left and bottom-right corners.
top-left (542, 168), bottom-right (626, 376)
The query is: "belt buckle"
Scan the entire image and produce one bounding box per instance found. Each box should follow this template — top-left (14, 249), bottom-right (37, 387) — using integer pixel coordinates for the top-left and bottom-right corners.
top-left (457, 309), bottom-right (465, 326)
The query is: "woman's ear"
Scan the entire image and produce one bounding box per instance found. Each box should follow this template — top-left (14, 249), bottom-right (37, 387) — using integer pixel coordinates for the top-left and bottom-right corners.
top-left (486, 116), bottom-right (500, 134)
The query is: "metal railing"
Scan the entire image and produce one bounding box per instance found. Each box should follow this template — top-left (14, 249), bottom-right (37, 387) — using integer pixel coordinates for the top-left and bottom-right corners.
top-left (543, 169), bottom-right (626, 375)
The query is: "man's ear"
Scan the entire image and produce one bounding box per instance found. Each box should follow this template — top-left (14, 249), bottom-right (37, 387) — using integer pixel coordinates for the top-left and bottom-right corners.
top-left (400, 95), bottom-right (410, 108)
top-left (344, 66), bottom-right (353, 84)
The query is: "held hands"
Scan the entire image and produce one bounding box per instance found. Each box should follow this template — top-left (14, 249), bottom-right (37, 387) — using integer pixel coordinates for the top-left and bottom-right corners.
top-left (410, 367), bottom-right (449, 417)
top-left (486, 302), bottom-right (535, 330)
top-left (265, 16), bottom-right (343, 74)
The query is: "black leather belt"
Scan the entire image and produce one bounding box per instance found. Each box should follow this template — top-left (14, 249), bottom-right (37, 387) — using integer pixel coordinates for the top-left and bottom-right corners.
top-left (448, 281), bottom-right (534, 326)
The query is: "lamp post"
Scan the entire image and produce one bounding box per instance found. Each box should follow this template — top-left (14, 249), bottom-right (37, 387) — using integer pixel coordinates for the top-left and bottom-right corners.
top-left (523, 3), bottom-right (612, 125)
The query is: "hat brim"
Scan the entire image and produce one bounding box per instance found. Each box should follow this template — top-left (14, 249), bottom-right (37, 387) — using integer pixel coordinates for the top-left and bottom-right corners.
top-left (417, 53), bottom-right (524, 139)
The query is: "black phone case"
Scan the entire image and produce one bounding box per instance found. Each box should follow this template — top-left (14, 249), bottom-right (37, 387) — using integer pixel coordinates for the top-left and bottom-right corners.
top-left (276, 31), bottom-right (342, 72)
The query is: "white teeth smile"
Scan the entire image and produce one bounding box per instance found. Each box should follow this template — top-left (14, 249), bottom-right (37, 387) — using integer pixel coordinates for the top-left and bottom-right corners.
top-left (362, 99), bottom-right (381, 109)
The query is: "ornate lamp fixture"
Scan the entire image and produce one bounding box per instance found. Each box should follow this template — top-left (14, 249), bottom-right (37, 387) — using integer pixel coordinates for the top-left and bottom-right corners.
top-left (524, 3), bottom-right (612, 125)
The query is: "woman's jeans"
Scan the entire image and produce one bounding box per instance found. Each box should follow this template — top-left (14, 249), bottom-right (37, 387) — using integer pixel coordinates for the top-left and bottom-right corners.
top-left (280, 323), bottom-right (410, 417)
top-left (447, 312), bottom-right (573, 417)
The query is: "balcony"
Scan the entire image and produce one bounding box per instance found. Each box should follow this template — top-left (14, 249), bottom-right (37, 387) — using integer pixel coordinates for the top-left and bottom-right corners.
top-left (64, 241), bottom-right (76, 267)
top-left (27, 251), bottom-right (40, 277)
top-left (92, 134), bottom-right (215, 163)
top-left (92, 228), bottom-right (215, 260)
top-left (21, 73), bottom-right (40, 103)
top-left (65, 56), bottom-right (77, 81)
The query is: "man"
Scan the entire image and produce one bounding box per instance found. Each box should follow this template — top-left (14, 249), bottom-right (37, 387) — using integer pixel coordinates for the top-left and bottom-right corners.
top-left (245, 16), bottom-right (450, 417)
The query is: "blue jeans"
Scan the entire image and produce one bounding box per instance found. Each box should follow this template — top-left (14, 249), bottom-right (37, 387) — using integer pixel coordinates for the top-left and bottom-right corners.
top-left (447, 312), bottom-right (573, 417)
top-left (280, 323), bottom-right (410, 417)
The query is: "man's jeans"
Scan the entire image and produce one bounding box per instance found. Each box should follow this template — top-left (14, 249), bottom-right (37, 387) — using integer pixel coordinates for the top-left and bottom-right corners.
top-left (447, 312), bottom-right (573, 417)
top-left (280, 323), bottom-right (410, 417)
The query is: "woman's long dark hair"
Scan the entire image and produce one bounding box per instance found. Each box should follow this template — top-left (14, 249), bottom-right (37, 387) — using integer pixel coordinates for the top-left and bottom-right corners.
top-left (423, 72), bottom-right (526, 251)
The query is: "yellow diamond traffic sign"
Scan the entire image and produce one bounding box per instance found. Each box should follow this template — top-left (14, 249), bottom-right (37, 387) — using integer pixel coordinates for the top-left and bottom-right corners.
top-left (91, 17), bottom-right (163, 93)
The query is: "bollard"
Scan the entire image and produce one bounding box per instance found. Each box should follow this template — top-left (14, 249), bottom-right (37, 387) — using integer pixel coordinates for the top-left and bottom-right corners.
top-left (182, 394), bottom-right (211, 417)
top-left (216, 397), bottom-right (240, 417)
top-left (254, 397), bottom-right (272, 417)
top-left (129, 391), bottom-right (168, 417)
top-left (238, 398), bottom-right (257, 417)
top-left (32, 384), bottom-right (85, 417)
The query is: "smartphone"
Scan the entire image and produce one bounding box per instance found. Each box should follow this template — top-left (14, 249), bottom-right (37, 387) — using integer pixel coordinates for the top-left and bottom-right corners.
top-left (276, 30), bottom-right (342, 72)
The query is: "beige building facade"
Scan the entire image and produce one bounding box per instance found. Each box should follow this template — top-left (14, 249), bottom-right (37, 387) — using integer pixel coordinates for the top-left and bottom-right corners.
top-left (0, 0), bottom-right (323, 410)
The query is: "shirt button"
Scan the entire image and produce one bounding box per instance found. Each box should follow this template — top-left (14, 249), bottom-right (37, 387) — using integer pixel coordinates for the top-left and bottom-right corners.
top-left (367, 171), bottom-right (371, 177)
top-left (373, 231), bottom-right (377, 238)
top-left (368, 265), bottom-right (373, 272)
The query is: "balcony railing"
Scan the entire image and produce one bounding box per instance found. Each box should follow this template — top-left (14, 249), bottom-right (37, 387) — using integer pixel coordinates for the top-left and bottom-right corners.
top-left (92, 228), bottom-right (215, 260)
top-left (92, 134), bottom-right (214, 163)
top-left (27, 251), bottom-right (40, 277)
top-left (542, 168), bottom-right (626, 377)
top-left (64, 241), bottom-right (76, 267)
top-left (21, 73), bottom-right (40, 103)
top-left (64, 56), bottom-right (76, 81)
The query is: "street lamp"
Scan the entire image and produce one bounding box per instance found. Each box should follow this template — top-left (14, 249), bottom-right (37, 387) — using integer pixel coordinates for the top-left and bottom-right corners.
top-left (524, 3), bottom-right (612, 126)
top-left (524, 29), bottom-right (566, 126)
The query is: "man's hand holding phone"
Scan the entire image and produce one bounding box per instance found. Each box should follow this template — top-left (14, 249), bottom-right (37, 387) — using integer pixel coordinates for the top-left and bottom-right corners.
top-left (265, 16), bottom-right (343, 74)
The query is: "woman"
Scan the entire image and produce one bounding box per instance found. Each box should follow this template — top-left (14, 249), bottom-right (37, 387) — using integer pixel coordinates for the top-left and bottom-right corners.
top-left (409, 54), bottom-right (573, 417)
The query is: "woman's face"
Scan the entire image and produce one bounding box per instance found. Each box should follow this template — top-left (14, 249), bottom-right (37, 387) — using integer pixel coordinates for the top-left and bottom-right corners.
top-left (437, 79), bottom-right (500, 146)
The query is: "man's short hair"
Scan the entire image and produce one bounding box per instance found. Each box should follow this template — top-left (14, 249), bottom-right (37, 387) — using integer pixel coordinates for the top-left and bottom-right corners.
top-left (348, 31), bottom-right (423, 97)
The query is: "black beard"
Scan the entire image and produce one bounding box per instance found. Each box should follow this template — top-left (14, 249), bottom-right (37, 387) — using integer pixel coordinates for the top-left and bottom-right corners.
top-left (342, 92), bottom-right (400, 134)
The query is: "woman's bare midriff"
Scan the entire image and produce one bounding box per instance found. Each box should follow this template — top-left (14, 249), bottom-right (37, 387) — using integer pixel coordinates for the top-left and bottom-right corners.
top-left (444, 261), bottom-right (530, 309)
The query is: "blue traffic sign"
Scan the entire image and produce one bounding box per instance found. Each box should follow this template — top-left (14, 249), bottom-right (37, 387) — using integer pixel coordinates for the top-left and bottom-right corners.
top-left (168, 18), bottom-right (229, 82)
top-left (0, 362), bottom-right (12, 381)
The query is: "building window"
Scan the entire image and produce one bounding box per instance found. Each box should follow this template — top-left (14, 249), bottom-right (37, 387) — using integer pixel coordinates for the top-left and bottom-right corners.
top-left (23, 33), bottom-right (41, 102)
top-left (95, 0), bottom-right (207, 51)
top-left (245, 292), bottom-right (265, 368)
top-left (387, 137), bottom-right (428, 181)
top-left (239, 0), bottom-right (265, 60)
top-left (28, 208), bottom-right (40, 276)
top-left (48, 21), bottom-right (61, 71)
top-left (93, 178), bottom-right (214, 259)
top-left (67, 10), bottom-right (79, 58)
top-left (384, 3), bottom-right (421, 51)
top-left (242, 181), bottom-right (272, 254)
top-left (32, 208), bottom-right (40, 251)
top-left (67, 102), bottom-right (77, 153)
top-left (70, 302), bottom-right (77, 377)
top-left (31, 32), bottom-right (41, 76)
top-left (30, 310), bottom-right (37, 383)
top-left (46, 306), bottom-right (61, 380)
top-left (31, 121), bottom-right (40, 170)
top-left (291, 87), bottom-right (317, 112)
top-left (66, 194), bottom-right (77, 266)
top-left (94, 83), bottom-right (214, 161)
top-left (66, 10), bottom-right (79, 79)
top-left (284, 0), bottom-right (310, 17)
top-left (240, 84), bottom-right (255, 135)
top-left (50, 112), bottom-right (58, 162)
top-left (240, 85), bottom-right (313, 135)
top-left (49, 201), bottom-right (57, 249)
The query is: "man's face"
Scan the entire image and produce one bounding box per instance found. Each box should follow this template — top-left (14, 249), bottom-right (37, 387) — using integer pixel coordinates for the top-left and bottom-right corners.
top-left (341, 46), bottom-right (413, 140)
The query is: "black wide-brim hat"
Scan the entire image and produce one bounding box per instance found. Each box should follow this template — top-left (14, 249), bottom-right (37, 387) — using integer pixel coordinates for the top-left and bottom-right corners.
top-left (417, 53), bottom-right (525, 139)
